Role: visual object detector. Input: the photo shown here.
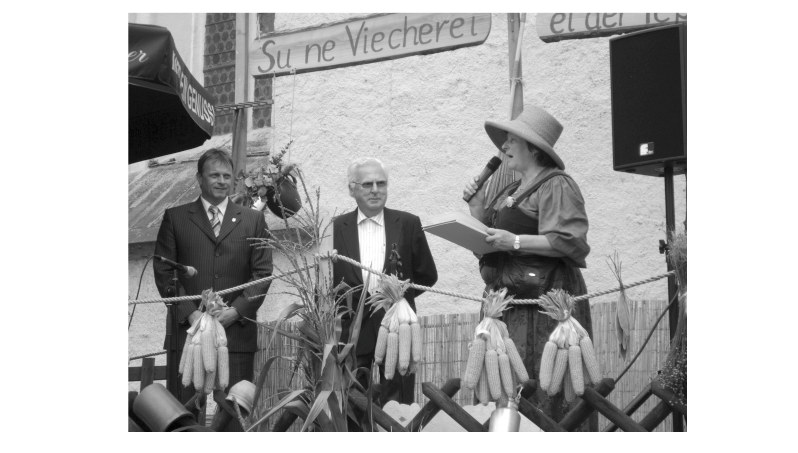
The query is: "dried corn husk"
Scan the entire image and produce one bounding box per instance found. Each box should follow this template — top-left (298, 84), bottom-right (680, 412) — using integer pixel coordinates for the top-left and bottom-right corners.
top-left (607, 252), bottom-right (631, 359)
top-left (465, 288), bottom-right (517, 404)
top-left (178, 289), bottom-right (230, 394)
top-left (537, 288), bottom-right (600, 400)
top-left (366, 274), bottom-right (421, 377)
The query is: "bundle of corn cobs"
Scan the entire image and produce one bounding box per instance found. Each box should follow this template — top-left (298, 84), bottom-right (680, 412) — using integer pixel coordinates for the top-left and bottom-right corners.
top-left (178, 289), bottom-right (230, 394)
top-left (537, 289), bottom-right (602, 403)
top-left (463, 289), bottom-right (529, 405)
top-left (368, 274), bottom-right (422, 378)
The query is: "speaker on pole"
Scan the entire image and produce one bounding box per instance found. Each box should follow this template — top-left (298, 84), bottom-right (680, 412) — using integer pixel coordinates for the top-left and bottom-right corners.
top-left (610, 23), bottom-right (686, 177)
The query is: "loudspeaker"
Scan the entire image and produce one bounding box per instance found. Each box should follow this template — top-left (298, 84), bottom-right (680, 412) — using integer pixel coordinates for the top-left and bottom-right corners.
top-left (610, 23), bottom-right (686, 177)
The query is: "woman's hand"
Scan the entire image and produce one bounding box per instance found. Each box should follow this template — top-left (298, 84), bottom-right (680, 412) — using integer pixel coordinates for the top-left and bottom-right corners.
top-left (463, 175), bottom-right (486, 208)
top-left (485, 228), bottom-right (515, 251)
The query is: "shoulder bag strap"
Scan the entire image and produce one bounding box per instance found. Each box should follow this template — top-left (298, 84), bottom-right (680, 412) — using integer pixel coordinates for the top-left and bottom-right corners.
top-left (512, 170), bottom-right (572, 205)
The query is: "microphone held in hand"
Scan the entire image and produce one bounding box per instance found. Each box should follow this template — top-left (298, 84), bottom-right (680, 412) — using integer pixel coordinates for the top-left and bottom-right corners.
top-left (463, 156), bottom-right (503, 203)
top-left (153, 255), bottom-right (197, 278)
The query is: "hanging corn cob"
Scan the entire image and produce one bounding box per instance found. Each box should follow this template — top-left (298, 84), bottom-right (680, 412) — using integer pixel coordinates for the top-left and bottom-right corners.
top-left (463, 289), bottom-right (528, 406)
top-left (538, 340), bottom-right (557, 392)
top-left (548, 348), bottom-right (569, 396)
top-left (563, 364), bottom-right (575, 403)
top-left (177, 289), bottom-right (231, 394)
top-left (537, 288), bottom-right (602, 399)
top-left (463, 337), bottom-right (486, 389)
top-left (366, 274), bottom-right (422, 378)
top-left (485, 349), bottom-right (502, 400)
top-left (374, 326), bottom-right (389, 365)
top-left (475, 366), bottom-right (490, 405)
top-left (215, 315), bottom-right (229, 390)
top-left (384, 331), bottom-right (399, 379)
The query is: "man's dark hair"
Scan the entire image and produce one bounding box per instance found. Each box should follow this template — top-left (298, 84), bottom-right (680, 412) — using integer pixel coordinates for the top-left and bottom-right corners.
top-left (526, 141), bottom-right (557, 169)
top-left (197, 148), bottom-right (234, 174)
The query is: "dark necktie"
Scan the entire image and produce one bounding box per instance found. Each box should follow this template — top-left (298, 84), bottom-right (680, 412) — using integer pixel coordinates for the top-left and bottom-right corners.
top-left (209, 205), bottom-right (221, 237)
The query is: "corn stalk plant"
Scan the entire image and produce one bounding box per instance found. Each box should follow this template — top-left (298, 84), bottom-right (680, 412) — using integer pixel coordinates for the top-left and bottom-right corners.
top-left (241, 164), bottom-right (374, 432)
top-left (660, 229), bottom-right (686, 407)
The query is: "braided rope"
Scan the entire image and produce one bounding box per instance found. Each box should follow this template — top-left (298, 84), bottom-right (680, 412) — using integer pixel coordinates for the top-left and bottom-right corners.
top-left (129, 250), bottom-right (673, 308)
top-left (129, 350), bottom-right (166, 361)
top-left (128, 262), bottom-right (319, 305)
top-left (331, 254), bottom-right (483, 302)
top-left (563, 272), bottom-right (675, 305)
top-left (127, 251), bottom-right (674, 381)
top-left (331, 252), bottom-right (674, 305)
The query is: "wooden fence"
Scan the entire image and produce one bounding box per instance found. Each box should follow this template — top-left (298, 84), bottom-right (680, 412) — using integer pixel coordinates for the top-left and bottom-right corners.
top-left (591, 300), bottom-right (673, 432)
top-left (251, 299), bottom-right (673, 431)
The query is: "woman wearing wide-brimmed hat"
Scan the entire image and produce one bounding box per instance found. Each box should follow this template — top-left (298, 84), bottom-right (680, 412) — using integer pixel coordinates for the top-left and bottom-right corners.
top-left (463, 105), bottom-right (596, 430)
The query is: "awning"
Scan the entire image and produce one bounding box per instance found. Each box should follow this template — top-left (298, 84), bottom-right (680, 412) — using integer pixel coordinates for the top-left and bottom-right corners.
top-left (129, 23), bottom-right (215, 164)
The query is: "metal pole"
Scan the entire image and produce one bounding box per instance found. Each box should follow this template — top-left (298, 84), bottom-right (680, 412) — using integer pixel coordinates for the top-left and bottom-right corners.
top-left (663, 167), bottom-right (684, 432)
top-left (166, 270), bottom-right (180, 399)
top-left (507, 13), bottom-right (526, 120)
top-left (484, 13), bottom-right (524, 206)
top-left (664, 168), bottom-right (678, 340)
top-left (231, 107), bottom-right (248, 195)
top-left (230, 13), bottom-right (250, 196)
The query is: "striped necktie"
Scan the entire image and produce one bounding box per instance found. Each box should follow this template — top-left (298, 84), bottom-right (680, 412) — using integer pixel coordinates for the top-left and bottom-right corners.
top-left (209, 205), bottom-right (221, 237)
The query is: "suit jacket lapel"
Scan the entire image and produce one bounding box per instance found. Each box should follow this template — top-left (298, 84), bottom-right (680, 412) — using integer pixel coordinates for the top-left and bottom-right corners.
top-left (340, 209), bottom-right (362, 285)
top-left (382, 208), bottom-right (402, 274)
top-left (217, 199), bottom-right (243, 243)
top-left (188, 198), bottom-right (217, 243)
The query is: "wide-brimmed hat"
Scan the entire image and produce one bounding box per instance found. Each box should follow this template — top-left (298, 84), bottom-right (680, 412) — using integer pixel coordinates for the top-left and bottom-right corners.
top-left (484, 105), bottom-right (565, 170)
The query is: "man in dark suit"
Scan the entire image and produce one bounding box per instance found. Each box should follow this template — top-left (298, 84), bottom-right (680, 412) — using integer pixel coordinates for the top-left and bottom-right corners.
top-left (154, 148), bottom-right (272, 418)
top-left (333, 157), bottom-right (437, 408)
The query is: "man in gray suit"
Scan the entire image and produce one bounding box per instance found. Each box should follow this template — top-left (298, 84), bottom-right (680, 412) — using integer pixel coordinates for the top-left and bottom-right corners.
top-left (154, 148), bottom-right (272, 419)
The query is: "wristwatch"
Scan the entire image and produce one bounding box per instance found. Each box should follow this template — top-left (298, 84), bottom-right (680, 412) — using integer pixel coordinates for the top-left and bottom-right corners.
top-left (513, 235), bottom-right (521, 250)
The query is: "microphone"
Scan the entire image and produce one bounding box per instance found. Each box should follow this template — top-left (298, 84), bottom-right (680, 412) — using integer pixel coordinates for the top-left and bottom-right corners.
top-left (153, 255), bottom-right (197, 278)
top-left (463, 156), bottom-right (503, 202)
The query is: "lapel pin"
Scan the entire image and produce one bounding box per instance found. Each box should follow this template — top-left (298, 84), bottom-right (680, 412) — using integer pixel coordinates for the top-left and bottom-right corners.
top-left (232, 218), bottom-right (236, 222)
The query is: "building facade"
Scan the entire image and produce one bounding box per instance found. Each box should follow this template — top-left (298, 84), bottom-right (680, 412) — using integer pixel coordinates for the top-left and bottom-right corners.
top-left (129, 13), bottom-right (687, 367)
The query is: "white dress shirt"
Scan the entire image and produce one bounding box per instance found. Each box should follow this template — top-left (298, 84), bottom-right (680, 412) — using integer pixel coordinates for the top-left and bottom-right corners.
top-left (357, 208), bottom-right (386, 294)
top-left (200, 196), bottom-right (229, 224)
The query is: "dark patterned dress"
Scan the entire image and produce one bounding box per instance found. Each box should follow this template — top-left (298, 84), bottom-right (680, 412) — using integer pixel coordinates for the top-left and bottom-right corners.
top-left (478, 167), bottom-right (597, 431)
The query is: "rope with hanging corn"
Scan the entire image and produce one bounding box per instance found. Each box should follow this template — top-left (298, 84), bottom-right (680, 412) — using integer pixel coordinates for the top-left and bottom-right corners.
top-left (129, 250), bottom-right (674, 306)
top-left (327, 252), bottom-right (675, 305)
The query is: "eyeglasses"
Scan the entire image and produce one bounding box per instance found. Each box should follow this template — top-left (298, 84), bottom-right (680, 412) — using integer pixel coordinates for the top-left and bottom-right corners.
top-left (351, 180), bottom-right (388, 190)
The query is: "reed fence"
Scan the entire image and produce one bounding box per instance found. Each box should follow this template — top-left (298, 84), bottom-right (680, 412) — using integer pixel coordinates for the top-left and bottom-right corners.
top-left (251, 299), bottom-right (673, 432)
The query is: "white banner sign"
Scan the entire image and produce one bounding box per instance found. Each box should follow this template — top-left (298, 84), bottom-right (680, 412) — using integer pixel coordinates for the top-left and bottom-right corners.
top-left (249, 13), bottom-right (492, 76)
top-left (536, 13), bottom-right (687, 42)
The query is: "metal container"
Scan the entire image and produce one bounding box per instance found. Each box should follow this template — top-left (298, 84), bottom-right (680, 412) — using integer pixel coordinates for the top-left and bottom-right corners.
top-left (488, 400), bottom-right (521, 432)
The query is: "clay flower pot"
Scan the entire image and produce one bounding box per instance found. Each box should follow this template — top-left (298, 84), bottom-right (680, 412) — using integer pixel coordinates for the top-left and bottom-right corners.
top-left (132, 383), bottom-right (196, 432)
top-left (226, 380), bottom-right (256, 415)
top-left (266, 174), bottom-right (302, 218)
